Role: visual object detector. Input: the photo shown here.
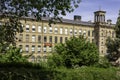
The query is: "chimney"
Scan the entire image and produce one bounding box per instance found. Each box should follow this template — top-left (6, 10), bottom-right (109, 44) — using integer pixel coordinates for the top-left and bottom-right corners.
top-left (74, 15), bottom-right (81, 21)
top-left (107, 19), bottom-right (112, 24)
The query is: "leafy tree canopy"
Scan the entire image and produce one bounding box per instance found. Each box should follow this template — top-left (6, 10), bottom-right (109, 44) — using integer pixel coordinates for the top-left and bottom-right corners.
top-left (106, 11), bottom-right (120, 62)
top-left (48, 36), bottom-right (99, 68)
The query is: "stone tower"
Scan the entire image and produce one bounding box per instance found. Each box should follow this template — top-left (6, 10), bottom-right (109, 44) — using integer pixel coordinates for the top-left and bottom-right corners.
top-left (94, 10), bottom-right (107, 56)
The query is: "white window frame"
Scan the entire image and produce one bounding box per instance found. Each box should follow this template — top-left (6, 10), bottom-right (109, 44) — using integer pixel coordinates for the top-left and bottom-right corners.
top-left (49, 27), bottom-right (52, 33)
top-left (65, 28), bottom-right (68, 35)
top-left (38, 26), bottom-right (41, 32)
top-left (32, 25), bottom-right (35, 32)
top-left (54, 27), bottom-right (58, 34)
top-left (26, 25), bottom-right (29, 32)
top-left (25, 45), bottom-right (29, 52)
top-left (60, 28), bottom-right (63, 34)
top-left (70, 29), bottom-right (73, 35)
top-left (32, 46), bottom-right (35, 52)
top-left (79, 30), bottom-right (82, 35)
top-left (32, 35), bottom-right (36, 42)
top-left (44, 27), bottom-right (47, 33)
top-left (38, 46), bottom-right (41, 53)
top-left (43, 46), bottom-right (47, 53)
top-left (74, 30), bottom-right (77, 35)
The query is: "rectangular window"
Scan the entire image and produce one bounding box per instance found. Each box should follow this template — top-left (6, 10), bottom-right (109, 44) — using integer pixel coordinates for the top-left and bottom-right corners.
top-left (44, 27), bottom-right (47, 33)
top-left (19, 34), bottom-right (23, 42)
top-left (54, 27), bottom-right (58, 34)
top-left (38, 26), bottom-right (41, 32)
top-left (43, 46), bottom-right (46, 53)
top-left (88, 31), bottom-right (90, 36)
top-left (38, 45), bottom-right (41, 53)
top-left (70, 29), bottom-right (73, 35)
top-left (32, 35), bottom-right (36, 42)
top-left (49, 36), bottom-right (52, 43)
top-left (55, 36), bottom-right (57, 43)
top-left (83, 31), bottom-right (86, 36)
top-left (26, 25), bottom-right (29, 32)
top-left (26, 34), bottom-right (29, 42)
top-left (38, 35), bottom-right (41, 43)
top-left (74, 30), bottom-right (77, 35)
top-left (60, 28), bottom-right (63, 34)
top-left (49, 27), bottom-right (52, 33)
top-left (19, 45), bottom-right (23, 52)
top-left (32, 45), bottom-right (35, 53)
top-left (65, 28), bottom-right (68, 35)
top-left (44, 36), bottom-right (47, 43)
top-left (60, 37), bottom-right (63, 43)
top-left (32, 26), bottom-right (35, 32)
top-left (65, 37), bottom-right (68, 41)
top-left (79, 29), bottom-right (82, 35)
top-left (92, 30), bottom-right (94, 37)
top-left (49, 46), bottom-right (52, 52)
top-left (25, 45), bottom-right (29, 53)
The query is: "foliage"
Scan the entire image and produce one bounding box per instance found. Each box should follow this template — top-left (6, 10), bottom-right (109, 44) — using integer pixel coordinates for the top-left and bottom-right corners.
top-left (106, 13), bottom-right (120, 62)
top-left (49, 36), bottom-right (99, 68)
top-left (0, 0), bottom-right (81, 23)
top-left (106, 37), bottom-right (120, 61)
top-left (94, 57), bottom-right (112, 68)
top-left (0, 46), bottom-right (28, 63)
top-left (0, 64), bottom-right (120, 80)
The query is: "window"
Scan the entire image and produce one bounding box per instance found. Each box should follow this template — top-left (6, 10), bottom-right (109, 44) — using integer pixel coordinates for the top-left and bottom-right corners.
top-left (60, 37), bottom-right (63, 43)
top-left (26, 25), bottom-right (29, 32)
top-left (112, 32), bottom-right (114, 38)
top-left (25, 45), bottom-right (29, 53)
top-left (44, 27), bottom-right (47, 33)
top-left (92, 30), bottom-right (94, 37)
top-left (92, 39), bottom-right (94, 43)
top-left (19, 45), bottom-right (23, 52)
top-left (70, 29), bottom-right (73, 35)
top-left (32, 35), bottom-right (36, 42)
top-left (65, 28), bottom-right (68, 35)
top-left (43, 46), bottom-right (47, 53)
top-left (38, 35), bottom-right (41, 43)
top-left (49, 36), bottom-right (52, 43)
top-left (60, 28), bottom-right (63, 34)
top-left (65, 37), bottom-right (68, 41)
top-left (32, 25), bottom-right (35, 32)
top-left (83, 30), bottom-right (86, 36)
top-left (19, 34), bottom-right (23, 42)
top-left (79, 29), bottom-right (82, 35)
top-left (88, 31), bottom-right (90, 36)
top-left (38, 26), bottom-right (41, 32)
top-left (44, 36), bottom-right (47, 43)
top-left (74, 30), bottom-right (77, 35)
top-left (49, 27), bottom-right (52, 33)
top-left (26, 34), bottom-right (29, 42)
top-left (49, 46), bottom-right (52, 52)
top-left (55, 36), bottom-right (57, 43)
top-left (54, 27), bottom-right (58, 34)
top-left (32, 45), bottom-right (35, 53)
top-left (38, 46), bottom-right (41, 53)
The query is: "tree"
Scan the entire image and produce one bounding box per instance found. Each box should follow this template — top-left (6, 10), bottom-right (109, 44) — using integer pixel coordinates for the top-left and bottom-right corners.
top-left (106, 11), bottom-right (120, 62)
top-left (48, 36), bottom-right (99, 68)
top-left (0, 0), bottom-right (81, 52)
top-left (0, 46), bottom-right (28, 63)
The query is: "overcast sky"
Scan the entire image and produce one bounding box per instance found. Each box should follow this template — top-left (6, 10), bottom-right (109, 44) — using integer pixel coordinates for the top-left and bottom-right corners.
top-left (62, 0), bottom-right (120, 24)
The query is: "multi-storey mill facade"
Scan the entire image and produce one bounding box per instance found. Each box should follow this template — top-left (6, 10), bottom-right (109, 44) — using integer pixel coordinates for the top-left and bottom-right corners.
top-left (1, 10), bottom-right (115, 62)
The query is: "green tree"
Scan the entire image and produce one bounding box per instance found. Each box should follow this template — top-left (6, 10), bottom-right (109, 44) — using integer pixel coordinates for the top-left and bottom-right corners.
top-left (0, 46), bottom-right (28, 63)
top-left (49, 36), bottom-right (99, 68)
top-left (106, 11), bottom-right (120, 62)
